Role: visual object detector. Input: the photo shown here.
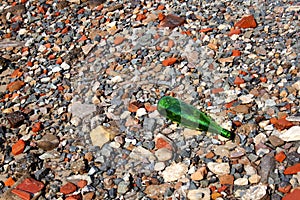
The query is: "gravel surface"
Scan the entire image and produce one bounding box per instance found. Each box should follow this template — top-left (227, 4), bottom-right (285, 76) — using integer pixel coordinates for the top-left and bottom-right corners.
top-left (0, 0), bottom-right (300, 199)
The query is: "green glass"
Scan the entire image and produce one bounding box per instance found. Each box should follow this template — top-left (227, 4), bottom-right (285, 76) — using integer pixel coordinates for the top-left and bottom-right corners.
top-left (157, 96), bottom-right (234, 140)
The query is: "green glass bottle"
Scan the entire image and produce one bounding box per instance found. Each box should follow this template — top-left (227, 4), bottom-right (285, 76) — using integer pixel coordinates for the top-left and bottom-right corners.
top-left (157, 96), bottom-right (234, 140)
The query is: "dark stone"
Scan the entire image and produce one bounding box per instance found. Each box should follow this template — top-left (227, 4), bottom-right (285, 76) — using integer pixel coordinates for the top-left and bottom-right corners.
top-left (259, 152), bottom-right (276, 184)
top-left (35, 168), bottom-right (50, 180)
top-left (108, 188), bottom-right (117, 198)
top-left (159, 14), bottom-right (185, 29)
top-left (6, 111), bottom-right (25, 128)
top-left (286, 152), bottom-right (300, 166)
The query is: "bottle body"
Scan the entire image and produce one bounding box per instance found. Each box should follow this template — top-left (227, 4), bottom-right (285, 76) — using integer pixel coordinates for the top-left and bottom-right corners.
top-left (157, 96), bottom-right (234, 139)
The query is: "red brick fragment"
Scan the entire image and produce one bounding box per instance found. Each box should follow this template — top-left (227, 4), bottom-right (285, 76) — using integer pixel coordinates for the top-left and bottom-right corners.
top-left (235, 15), bottom-right (257, 29)
top-left (212, 88), bottom-right (224, 94)
top-left (60, 182), bottom-right (77, 195)
top-left (114, 36), bottom-right (125, 45)
top-left (232, 50), bottom-right (241, 57)
top-left (275, 118), bottom-right (293, 131)
top-left (200, 28), bottom-right (213, 33)
top-left (234, 77), bottom-right (245, 85)
top-left (66, 194), bottom-right (82, 200)
top-left (155, 137), bottom-right (172, 150)
top-left (7, 80), bottom-right (25, 92)
top-left (283, 189), bottom-right (300, 200)
top-left (284, 163), bottom-right (300, 175)
top-left (128, 101), bottom-right (142, 112)
top-left (278, 184), bottom-right (292, 194)
top-left (32, 122), bottom-right (42, 132)
top-left (157, 5), bottom-right (165, 10)
top-left (11, 189), bottom-right (31, 200)
top-left (11, 68), bottom-right (23, 78)
top-left (12, 139), bottom-right (25, 155)
top-left (77, 180), bottom-right (87, 188)
top-left (162, 57), bottom-right (177, 66)
top-left (275, 151), bottom-right (286, 163)
top-left (4, 177), bottom-right (15, 187)
top-left (228, 28), bottom-right (241, 36)
top-left (136, 14), bottom-right (147, 21)
top-left (158, 13), bottom-right (165, 21)
top-left (16, 178), bottom-right (44, 193)
top-left (144, 103), bottom-right (156, 112)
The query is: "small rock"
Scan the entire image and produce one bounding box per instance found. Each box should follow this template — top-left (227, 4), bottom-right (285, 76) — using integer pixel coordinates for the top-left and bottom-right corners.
top-left (235, 15), bottom-right (257, 29)
top-left (136, 108), bottom-right (147, 117)
top-left (37, 134), bottom-right (59, 151)
top-left (187, 188), bottom-right (210, 200)
top-left (239, 94), bottom-right (254, 104)
top-left (31, 122), bottom-right (42, 132)
top-left (214, 146), bottom-right (230, 157)
top-left (12, 139), bottom-right (25, 155)
top-left (241, 184), bottom-right (267, 200)
top-left (259, 153), bottom-right (275, 183)
top-left (249, 174), bottom-right (261, 184)
top-left (6, 111), bottom-right (25, 128)
top-left (244, 165), bottom-right (257, 175)
top-left (11, 189), bottom-right (31, 200)
top-left (191, 167), bottom-right (207, 181)
top-left (16, 178), bottom-right (44, 193)
top-left (70, 102), bottom-right (96, 119)
top-left (129, 146), bottom-right (156, 161)
top-left (207, 162), bottom-right (230, 175)
top-left (155, 148), bottom-right (173, 161)
top-left (154, 162), bottom-right (165, 171)
top-left (282, 188), bottom-right (300, 200)
top-left (162, 162), bottom-right (188, 182)
top-left (114, 36), bottom-right (125, 45)
top-left (275, 118), bottom-right (293, 131)
top-left (90, 125), bottom-right (116, 148)
top-left (232, 104), bottom-right (249, 114)
top-left (117, 181), bottom-right (130, 194)
top-left (284, 163), bottom-right (300, 175)
top-left (254, 133), bottom-right (267, 145)
top-left (234, 177), bottom-right (248, 186)
top-left (144, 184), bottom-right (170, 199)
top-left (159, 14), bottom-right (185, 29)
top-left (219, 174), bottom-right (234, 185)
top-left (60, 182), bottom-right (77, 195)
top-left (162, 57), bottom-right (177, 66)
top-left (275, 151), bottom-right (286, 163)
top-left (280, 126), bottom-right (300, 142)
top-left (7, 80), bottom-right (25, 92)
top-left (269, 135), bottom-right (284, 147)
top-left (155, 134), bottom-right (173, 150)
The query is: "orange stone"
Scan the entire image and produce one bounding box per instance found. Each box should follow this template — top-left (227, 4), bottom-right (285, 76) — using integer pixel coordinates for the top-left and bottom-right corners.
top-left (279, 184), bottom-right (292, 194)
top-left (32, 122), bottom-right (42, 132)
top-left (60, 182), bottom-right (77, 195)
top-left (232, 50), bottom-right (241, 57)
top-left (275, 151), bottom-right (286, 163)
top-left (284, 163), bottom-right (300, 175)
top-left (144, 103), bottom-right (156, 112)
top-left (219, 174), bottom-right (234, 185)
top-left (65, 194), bottom-right (82, 200)
top-left (283, 189), bottom-right (300, 200)
top-left (78, 35), bottom-right (87, 42)
top-left (228, 28), bottom-right (241, 36)
top-left (158, 13), bottom-right (165, 21)
top-left (162, 57), bottom-right (177, 66)
top-left (48, 54), bottom-right (55, 60)
top-left (200, 28), bottom-right (213, 33)
top-left (11, 68), bottom-right (23, 78)
top-left (157, 5), bottom-right (165, 10)
top-left (136, 13), bottom-right (146, 21)
top-left (167, 39), bottom-right (175, 48)
top-left (159, 14), bottom-right (185, 29)
top-left (11, 189), bottom-right (31, 200)
top-left (235, 15), bottom-right (257, 29)
top-left (234, 77), bottom-right (245, 85)
top-left (77, 180), bottom-right (87, 188)
top-left (114, 36), bottom-right (125, 45)
top-left (56, 57), bottom-right (63, 64)
top-left (212, 88), bottom-right (224, 94)
top-left (4, 177), bottom-right (15, 187)
top-left (12, 139), bottom-right (25, 155)
top-left (211, 192), bottom-right (222, 200)
top-left (260, 76), bottom-right (267, 83)
top-left (128, 101), bottom-right (141, 112)
top-left (275, 118), bottom-right (293, 130)
top-left (155, 137), bottom-right (172, 150)
top-left (7, 80), bottom-right (25, 92)
top-left (270, 117), bottom-right (277, 125)
top-left (205, 151), bottom-right (215, 159)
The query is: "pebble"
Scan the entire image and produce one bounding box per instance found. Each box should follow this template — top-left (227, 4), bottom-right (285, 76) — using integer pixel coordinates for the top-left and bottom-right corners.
top-left (219, 174), bottom-right (234, 185)
top-left (187, 188), bottom-right (210, 200)
top-left (244, 165), bottom-right (257, 176)
top-left (6, 111), bottom-right (25, 128)
top-left (269, 135), bottom-right (285, 147)
top-left (117, 181), bottom-right (130, 194)
top-left (70, 101), bottom-right (96, 119)
top-left (162, 162), bottom-right (188, 182)
top-left (154, 162), bottom-right (165, 171)
top-left (129, 146), bottom-right (156, 161)
top-left (37, 134), bottom-right (59, 151)
top-left (234, 177), bottom-right (248, 186)
top-left (249, 174), bottom-right (261, 184)
top-left (207, 162), bottom-right (230, 176)
top-left (241, 184), bottom-right (267, 200)
top-left (60, 182), bottom-right (77, 195)
top-left (155, 148), bottom-right (173, 161)
top-left (279, 126), bottom-right (300, 142)
top-left (191, 167), bottom-right (207, 181)
top-left (259, 153), bottom-right (276, 183)
top-left (90, 125), bottom-right (116, 148)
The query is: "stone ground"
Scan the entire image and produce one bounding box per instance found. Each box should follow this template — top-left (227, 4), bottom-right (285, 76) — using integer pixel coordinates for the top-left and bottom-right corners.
top-left (0, 0), bottom-right (300, 199)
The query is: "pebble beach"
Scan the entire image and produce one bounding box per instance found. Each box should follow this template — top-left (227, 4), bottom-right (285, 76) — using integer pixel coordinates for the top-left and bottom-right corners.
top-left (0, 0), bottom-right (300, 199)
